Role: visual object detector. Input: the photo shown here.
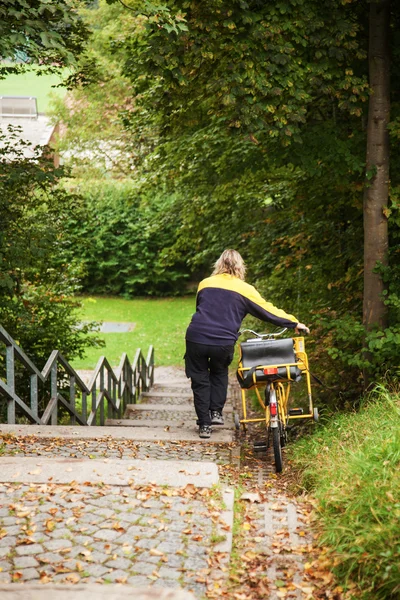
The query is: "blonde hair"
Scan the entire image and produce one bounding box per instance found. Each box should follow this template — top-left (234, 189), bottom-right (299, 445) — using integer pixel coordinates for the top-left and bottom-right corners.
top-left (212, 249), bottom-right (246, 281)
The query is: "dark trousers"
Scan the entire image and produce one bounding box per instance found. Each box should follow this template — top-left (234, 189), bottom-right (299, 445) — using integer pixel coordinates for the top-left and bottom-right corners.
top-left (184, 340), bottom-right (235, 426)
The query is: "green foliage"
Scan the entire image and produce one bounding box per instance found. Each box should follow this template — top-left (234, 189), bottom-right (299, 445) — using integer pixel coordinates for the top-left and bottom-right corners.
top-left (121, 0), bottom-right (368, 143)
top-left (0, 127), bottom-right (102, 368)
top-left (50, 1), bottom-right (141, 177)
top-left (61, 179), bottom-right (188, 296)
top-left (0, 0), bottom-right (88, 78)
top-left (290, 386), bottom-right (400, 599)
top-left (54, 0), bottom-right (400, 399)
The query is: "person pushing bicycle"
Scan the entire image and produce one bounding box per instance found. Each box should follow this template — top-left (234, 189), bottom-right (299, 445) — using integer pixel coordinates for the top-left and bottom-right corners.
top-left (184, 249), bottom-right (310, 438)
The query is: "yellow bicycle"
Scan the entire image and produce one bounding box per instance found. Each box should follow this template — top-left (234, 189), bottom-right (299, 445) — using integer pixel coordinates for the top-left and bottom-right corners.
top-left (236, 328), bottom-right (318, 473)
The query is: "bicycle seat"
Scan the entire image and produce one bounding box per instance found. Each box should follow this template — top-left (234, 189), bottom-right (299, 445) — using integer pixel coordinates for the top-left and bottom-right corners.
top-left (237, 338), bottom-right (302, 388)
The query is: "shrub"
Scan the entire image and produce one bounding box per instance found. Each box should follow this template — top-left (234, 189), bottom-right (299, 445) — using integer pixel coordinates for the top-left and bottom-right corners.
top-left (0, 126), bottom-right (103, 373)
top-left (61, 179), bottom-right (188, 297)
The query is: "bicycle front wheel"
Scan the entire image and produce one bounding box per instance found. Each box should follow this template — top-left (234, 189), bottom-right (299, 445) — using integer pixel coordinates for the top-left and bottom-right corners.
top-left (272, 427), bottom-right (283, 473)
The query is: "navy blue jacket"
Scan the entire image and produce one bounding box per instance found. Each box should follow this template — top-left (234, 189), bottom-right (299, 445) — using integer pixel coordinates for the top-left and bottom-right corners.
top-left (186, 274), bottom-right (298, 345)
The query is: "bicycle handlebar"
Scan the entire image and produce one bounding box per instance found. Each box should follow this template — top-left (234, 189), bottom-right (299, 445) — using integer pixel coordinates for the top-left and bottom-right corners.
top-left (239, 328), bottom-right (288, 339)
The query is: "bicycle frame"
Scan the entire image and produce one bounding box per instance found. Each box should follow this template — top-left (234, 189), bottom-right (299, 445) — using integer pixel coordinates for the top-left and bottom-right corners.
top-left (237, 336), bottom-right (314, 427)
top-left (235, 331), bottom-right (317, 473)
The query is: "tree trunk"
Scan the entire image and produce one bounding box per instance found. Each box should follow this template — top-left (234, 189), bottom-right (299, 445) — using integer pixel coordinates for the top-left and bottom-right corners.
top-left (363, 0), bottom-right (391, 385)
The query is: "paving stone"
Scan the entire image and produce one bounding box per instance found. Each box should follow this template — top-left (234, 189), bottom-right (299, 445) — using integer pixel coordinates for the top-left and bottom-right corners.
top-left (36, 552), bottom-right (65, 564)
top-left (2, 526), bottom-right (20, 537)
top-left (13, 556), bottom-right (39, 569)
top-left (84, 564), bottom-right (110, 578)
top-left (127, 575), bottom-right (153, 586)
top-left (185, 582), bottom-right (207, 597)
top-left (92, 529), bottom-right (121, 542)
top-left (70, 535), bottom-right (92, 545)
top-left (71, 524), bottom-right (98, 535)
top-left (15, 543), bottom-right (44, 556)
top-left (88, 550), bottom-right (116, 564)
top-left (37, 504), bottom-right (59, 513)
top-left (135, 554), bottom-right (159, 565)
top-left (0, 537), bottom-right (17, 548)
top-left (156, 580), bottom-right (184, 589)
top-left (91, 508), bottom-right (116, 519)
top-left (134, 538), bottom-right (158, 550)
top-left (156, 541), bottom-right (183, 554)
top-left (158, 566), bottom-right (181, 581)
top-left (130, 561), bottom-right (157, 576)
top-left (44, 539), bottom-right (74, 551)
top-left (28, 532), bottom-right (51, 543)
top-left (102, 568), bottom-right (131, 582)
top-left (141, 499), bottom-right (164, 509)
top-left (183, 557), bottom-right (208, 571)
top-left (0, 560), bottom-right (11, 572)
top-left (0, 548), bottom-right (10, 558)
top-left (0, 572), bottom-right (11, 583)
top-left (46, 528), bottom-right (73, 540)
top-left (105, 557), bottom-right (132, 570)
top-left (17, 567), bottom-right (40, 581)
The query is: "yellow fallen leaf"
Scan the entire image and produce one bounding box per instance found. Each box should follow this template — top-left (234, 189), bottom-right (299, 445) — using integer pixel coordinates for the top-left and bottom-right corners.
top-left (45, 520), bottom-right (55, 532)
top-left (65, 573), bottom-right (80, 584)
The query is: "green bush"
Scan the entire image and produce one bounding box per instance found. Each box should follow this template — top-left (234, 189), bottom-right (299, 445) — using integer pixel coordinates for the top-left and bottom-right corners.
top-left (61, 179), bottom-right (188, 297)
top-left (290, 387), bottom-right (400, 599)
top-left (0, 126), bottom-right (103, 373)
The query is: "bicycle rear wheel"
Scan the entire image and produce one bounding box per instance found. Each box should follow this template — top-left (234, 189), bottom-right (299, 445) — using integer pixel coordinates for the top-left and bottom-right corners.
top-left (272, 427), bottom-right (283, 473)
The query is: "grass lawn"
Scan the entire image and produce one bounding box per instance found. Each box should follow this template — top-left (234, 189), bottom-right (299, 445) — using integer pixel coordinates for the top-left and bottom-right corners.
top-left (0, 68), bottom-right (66, 114)
top-left (72, 295), bottom-right (196, 370)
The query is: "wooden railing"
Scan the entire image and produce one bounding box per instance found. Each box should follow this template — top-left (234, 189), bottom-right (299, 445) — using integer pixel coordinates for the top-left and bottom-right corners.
top-left (0, 325), bottom-right (154, 426)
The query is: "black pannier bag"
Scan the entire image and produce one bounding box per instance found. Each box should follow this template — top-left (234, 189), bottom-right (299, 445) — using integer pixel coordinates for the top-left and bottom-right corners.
top-left (237, 338), bottom-right (302, 389)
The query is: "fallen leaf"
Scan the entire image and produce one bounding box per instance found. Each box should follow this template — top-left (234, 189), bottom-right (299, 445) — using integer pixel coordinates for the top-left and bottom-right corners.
top-left (240, 492), bottom-right (262, 503)
top-left (45, 520), bottom-right (55, 532)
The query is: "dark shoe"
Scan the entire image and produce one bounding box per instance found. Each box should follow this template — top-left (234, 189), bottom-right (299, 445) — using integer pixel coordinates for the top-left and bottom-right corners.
top-left (199, 425), bottom-right (212, 439)
top-left (211, 411), bottom-right (224, 425)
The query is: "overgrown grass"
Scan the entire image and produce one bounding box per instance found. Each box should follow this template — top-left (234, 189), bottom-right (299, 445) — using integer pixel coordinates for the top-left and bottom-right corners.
top-left (290, 385), bottom-right (400, 599)
top-left (72, 295), bottom-right (196, 370)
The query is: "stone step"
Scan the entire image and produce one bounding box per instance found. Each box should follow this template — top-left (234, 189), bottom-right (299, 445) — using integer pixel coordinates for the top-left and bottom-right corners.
top-left (141, 391), bottom-right (192, 399)
top-left (0, 423), bottom-right (234, 443)
top-left (106, 418), bottom-right (233, 430)
top-left (0, 456), bottom-right (219, 488)
top-left (128, 403), bottom-right (233, 413)
top-left (153, 380), bottom-right (190, 388)
top-left (0, 584), bottom-right (196, 599)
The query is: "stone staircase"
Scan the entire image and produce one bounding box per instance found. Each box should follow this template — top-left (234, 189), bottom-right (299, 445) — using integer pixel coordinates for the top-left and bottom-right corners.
top-left (105, 367), bottom-right (235, 444)
top-left (0, 367), bottom-right (236, 599)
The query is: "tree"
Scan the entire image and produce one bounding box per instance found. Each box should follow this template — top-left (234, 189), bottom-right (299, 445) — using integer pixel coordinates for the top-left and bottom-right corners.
top-left (363, 0), bottom-right (391, 333)
top-left (0, 0), bottom-right (88, 78)
top-left (0, 127), bottom-right (103, 367)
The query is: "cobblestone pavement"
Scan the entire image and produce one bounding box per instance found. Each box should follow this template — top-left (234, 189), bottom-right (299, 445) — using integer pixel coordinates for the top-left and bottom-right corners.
top-left (0, 437), bottom-right (235, 466)
top-left (0, 479), bottom-right (223, 597)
